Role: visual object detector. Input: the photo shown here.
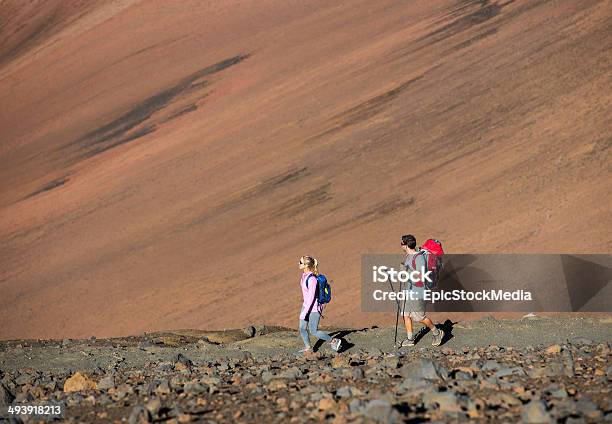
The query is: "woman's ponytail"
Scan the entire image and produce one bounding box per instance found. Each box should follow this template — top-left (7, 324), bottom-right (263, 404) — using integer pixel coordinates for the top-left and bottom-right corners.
top-left (302, 256), bottom-right (319, 275)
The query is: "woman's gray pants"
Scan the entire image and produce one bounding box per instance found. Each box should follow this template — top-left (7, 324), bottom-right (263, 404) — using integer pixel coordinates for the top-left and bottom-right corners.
top-left (299, 310), bottom-right (331, 348)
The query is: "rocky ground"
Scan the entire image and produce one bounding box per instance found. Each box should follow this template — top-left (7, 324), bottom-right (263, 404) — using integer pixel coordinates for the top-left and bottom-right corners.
top-left (1, 316), bottom-right (611, 423)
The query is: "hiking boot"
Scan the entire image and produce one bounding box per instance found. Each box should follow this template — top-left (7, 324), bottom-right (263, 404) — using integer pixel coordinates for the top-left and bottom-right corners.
top-left (431, 329), bottom-right (444, 347)
top-left (400, 337), bottom-right (415, 347)
top-left (330, 338), bottom-right (342, 352)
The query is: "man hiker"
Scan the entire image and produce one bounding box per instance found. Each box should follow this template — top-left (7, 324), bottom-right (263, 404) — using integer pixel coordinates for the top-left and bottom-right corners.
top-left (399, 234), bottom-right (444, 347)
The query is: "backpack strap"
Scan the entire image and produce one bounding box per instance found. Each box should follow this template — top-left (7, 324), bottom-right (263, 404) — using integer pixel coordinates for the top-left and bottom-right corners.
top-left (411, 251), bottom-right (426, 288)
top-left (305, 273), bottom-right (314, 289)
top-left (304, 273), bottom-right (317, 316)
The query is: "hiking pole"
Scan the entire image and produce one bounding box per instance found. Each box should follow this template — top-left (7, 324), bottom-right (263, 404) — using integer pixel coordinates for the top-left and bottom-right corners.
top-left (389, 278), bottom-right (403, 347)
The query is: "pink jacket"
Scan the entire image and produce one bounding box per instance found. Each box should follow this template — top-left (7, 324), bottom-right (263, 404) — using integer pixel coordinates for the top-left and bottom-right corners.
top-left (299, 272), bottom-right (321, 320)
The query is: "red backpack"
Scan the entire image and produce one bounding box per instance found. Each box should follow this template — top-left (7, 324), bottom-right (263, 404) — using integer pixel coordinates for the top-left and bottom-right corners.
top-left (412, 239), bottom-right (444, 289)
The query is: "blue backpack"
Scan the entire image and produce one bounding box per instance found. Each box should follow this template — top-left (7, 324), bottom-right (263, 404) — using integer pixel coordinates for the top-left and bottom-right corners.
top-left (306, 273), bottom-right (332, 306)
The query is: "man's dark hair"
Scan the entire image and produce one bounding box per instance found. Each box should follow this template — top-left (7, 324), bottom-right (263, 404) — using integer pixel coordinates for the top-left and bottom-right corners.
top-left (401, 234), bottom-right (417, 249)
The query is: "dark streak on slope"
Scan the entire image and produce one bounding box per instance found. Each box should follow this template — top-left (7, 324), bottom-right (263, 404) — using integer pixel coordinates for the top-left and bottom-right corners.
top-left (85, 125), bottom-right (157, 158)
top-left (418, 1), bottom-right (502, 46)
top-left (308, 70), bottom-right (434, 143)
top-left (26, 176), bottom-right (69, 199)
top-left (270, 183), bottom-right (331, 218)
top-left (449, 27), bottom-right (498, 52)
top-left (162, 104), bottom-right (199, 124)
top-left (0, 10), bottom-right (59, 69)
top-left (318, 196), bottom-right (415, 235)
top-left (69, 54), bottom-right (249, 158)
top-left (188, 167), bottom-right (311, 227)
top-left (337, 76), bottom-right (424, 126)
top-left (263, 167), bottom-right (310, 188)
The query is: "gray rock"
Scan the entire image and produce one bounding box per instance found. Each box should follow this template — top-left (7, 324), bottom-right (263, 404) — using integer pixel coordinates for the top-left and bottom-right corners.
top-left (400, 359), bottom-right (448, 381)
top-left (575, 397), bottom-right (602, 420)
top-left (561, 350), bottom-right (576, 377)
top-left (527, 362), bottom-right (566, 378)
top-left (96, 375), bottom-right (115, 390)
top-left (169, 375), bottom-right (190, 390)
top-left (362, 399), bottom-right (401, 423)
top-left (382, 355), bottom-right (401, 369)
top-left (349, 398), bottom-right (364, 413)
top-left (569, 337), bottom-right (594, 346)
top-left (149, 379), bottom-right (171, 396)
top-left (335, 386), bottom-right (354, 398)
top-left (495, 366), bottom-right (526, 378)
top-left (243, 326), bottom-right (256, 338)
top-left (183, 381), bottom-right (207, 395)
top-left (482, 360), bottom-right (501, 371)
top-left (487, 393), bottom-right (522, 408)
top-left (565, 417), bottom-right (587, 424)
top-left (549, 388), bottom-right (568, 399)
top-left (128, 405), bottom-right (151, 424)
top-left (261, 371), bottom-right (275, 383)
top-left (15, 374), bottom-right (33, 386)
top-left (114, 383), bottom-right (134, 399)
top-left (425, 391), bottom-right (461, 412)
top-left (145, 397), bottom-right (161, 417)
top-left (14, 392), bottom-right (34, 402)
top-left (199, 376), bottom-right (221, 386)
top-left (97, 394), bottom-right (112, 406)
top-left (279, 367), bottom-right (301, 380)
top-left (397, 377), bottom-right (434, 397)
top-left (156, 362), bottom-right (173, 371)
top-left (352, 368), bottom-right (365, 379)
top-left (366, 347), bottom-right (383, 357)
top-left (522, 400), bottom-right (553, 424)
top-left (0, 383), bottom-right (14, 405)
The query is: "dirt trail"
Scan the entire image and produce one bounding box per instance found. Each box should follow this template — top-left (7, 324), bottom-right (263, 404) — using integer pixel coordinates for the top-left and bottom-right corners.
top-left (0, 318), bottom-right (610, 422)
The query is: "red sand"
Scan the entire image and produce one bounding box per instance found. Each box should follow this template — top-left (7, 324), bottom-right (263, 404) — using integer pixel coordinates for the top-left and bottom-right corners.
top-left (0, 0), bottom-right (610, 340)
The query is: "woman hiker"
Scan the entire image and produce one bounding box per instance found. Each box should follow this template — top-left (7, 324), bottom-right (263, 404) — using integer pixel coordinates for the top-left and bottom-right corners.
top-left (298, 255), bottom-right (342, 354)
